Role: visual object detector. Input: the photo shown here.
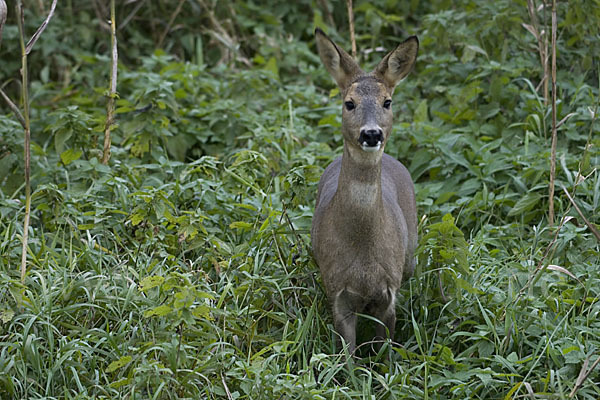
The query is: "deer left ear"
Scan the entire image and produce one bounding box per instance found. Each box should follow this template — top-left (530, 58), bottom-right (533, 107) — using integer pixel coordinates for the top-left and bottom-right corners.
top-left (315, 28), bottom-right (362, 90)
top-left (374, 36), bottom-right (419, 89)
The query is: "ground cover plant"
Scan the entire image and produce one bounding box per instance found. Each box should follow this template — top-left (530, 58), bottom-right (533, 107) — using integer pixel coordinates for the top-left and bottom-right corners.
top-left (0, 0), bottom-right (599, 398)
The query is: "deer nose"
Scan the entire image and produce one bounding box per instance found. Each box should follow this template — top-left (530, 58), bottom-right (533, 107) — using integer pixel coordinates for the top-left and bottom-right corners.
top-left (359, 128), bottom-right (383, 147)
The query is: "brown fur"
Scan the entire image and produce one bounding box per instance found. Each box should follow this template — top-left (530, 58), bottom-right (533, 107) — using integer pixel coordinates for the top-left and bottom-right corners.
top-left (311, 28), bottom-right (419, 353)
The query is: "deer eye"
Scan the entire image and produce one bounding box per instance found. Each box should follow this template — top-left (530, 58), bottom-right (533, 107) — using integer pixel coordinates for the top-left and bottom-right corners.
top-left (344, 101), bottom-right (355, 111)
top-left (383, 99), bottom-right (392, 109)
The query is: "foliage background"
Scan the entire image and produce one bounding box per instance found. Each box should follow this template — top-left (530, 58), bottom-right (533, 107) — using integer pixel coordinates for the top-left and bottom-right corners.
top-left (0, 0), bottom-right (599, 398)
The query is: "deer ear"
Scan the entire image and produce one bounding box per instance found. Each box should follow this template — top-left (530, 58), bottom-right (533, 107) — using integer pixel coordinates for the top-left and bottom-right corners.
top-left (374, 36), bottom-right (418, 89)
top-left (315, 28), bottom-right (362, 90)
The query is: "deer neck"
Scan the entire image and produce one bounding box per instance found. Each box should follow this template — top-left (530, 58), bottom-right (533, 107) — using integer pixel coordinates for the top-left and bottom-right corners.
top-left (334, 144), bottom-right (384, 229)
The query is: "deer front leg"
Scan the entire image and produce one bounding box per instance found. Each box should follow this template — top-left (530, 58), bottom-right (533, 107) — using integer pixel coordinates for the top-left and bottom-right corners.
top-left (333, 289), bottom-right (361, 353)
top-left (374, 289), bottom-right (396, 346)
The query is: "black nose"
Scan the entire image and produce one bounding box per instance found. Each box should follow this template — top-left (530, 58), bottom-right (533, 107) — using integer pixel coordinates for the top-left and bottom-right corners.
top-left (359, 129), bottom-right (383, 146)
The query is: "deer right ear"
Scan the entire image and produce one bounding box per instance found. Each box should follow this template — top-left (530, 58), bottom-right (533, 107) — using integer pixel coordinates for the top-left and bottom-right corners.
top-left (315, 28), bottom-right (361, 90)
top-left (374, 36), bottom-right (419, 90)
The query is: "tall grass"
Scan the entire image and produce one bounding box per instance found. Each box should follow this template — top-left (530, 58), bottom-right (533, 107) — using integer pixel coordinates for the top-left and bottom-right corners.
top-left (1, 0), bottom-right (599, 398)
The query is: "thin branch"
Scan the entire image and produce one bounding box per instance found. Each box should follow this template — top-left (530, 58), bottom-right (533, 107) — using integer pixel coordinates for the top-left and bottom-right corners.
top-left (503, 214), bottom-right (573, 318)
top-left (119, 0), bottom-right (146, 31)
top-left (317, 0), bottom-right (335, 28)
top-left (0, 88), bottom-right (26, 128)
top-left (17, 1), bottom-right (30, 283)
top-left (0, 0), bottom-right (7, 49)
top-left (570, 354), bottom-right (600, 398)
top-left (556, 112), bottom-right (576, 129)
top-left (438, 270), bottom-right (449, 303)
top-left (346, 0), bottom-right (356, 59)
top-left (525, 0), bottom-right (549, 105)
top-left (197, 0), bottom-right (251, 67)
top-left (221, 373), bottom-right (234, 400)
top-left (91, 0), bottom-right (110, 32)
top-left (35, 0), bottom-right (44, 14)
top-left (157, 0), bottom-right (185, 48)
top-left (25, 0), bottom-right (57, 55)
top-left (102, 0), bottom-right (118, 164)
top-left (548, 0), bottom-right (557, 226)
top-left (562, 185), bottom-right (600, 243)
top-left (542, 1), bottom-right (549, 104)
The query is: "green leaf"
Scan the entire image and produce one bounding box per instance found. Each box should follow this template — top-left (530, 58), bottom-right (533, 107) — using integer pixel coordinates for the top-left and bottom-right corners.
top-left (434, 191), bottom-right (456, 205)
top-left (507, 192), bottom-right (542, 216)
top-left (456, 277), bottom-right (480, 293)
top-left (0, 309), bottom-right (15, 323)
top-left (54, 129), bottom-right (73, 154)
top-left (131, 213), bottom-right (144, 226)
top-left (229, 221), bottom-right (252, 231)
top-left (144, 305), bottom-right (172, 317)
top-left (77, 224), bottom-right (95, 230)
top-left (109, 377), bottom-right (132, 389)
top-left (413, 99), bottom-right (429, 123)
top-left (439, 248), bottom-right (456, 260)
top-left (60, 149), bottom-right (82, 165)
top-left (192, 305), bottom-right (212, 320)
top-left (106, 356), bottom-right (132, 373)
top-left (174, 289), bottom-right (194, 308)
top-left (318, 113), bottom-right (340, 127)
top-left (434, 344), bottom-right (456, 365)
top-left (139, 276), bottom-right (165, 292)
top-left (264, 57), bottom-right (279, 80)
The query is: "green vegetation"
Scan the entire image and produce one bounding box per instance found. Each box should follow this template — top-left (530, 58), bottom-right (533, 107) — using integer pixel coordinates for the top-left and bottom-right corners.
top-left (1, 0), bottom-right (599, 398)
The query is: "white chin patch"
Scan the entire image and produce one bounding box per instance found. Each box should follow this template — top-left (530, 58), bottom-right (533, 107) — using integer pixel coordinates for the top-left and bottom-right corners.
top-left (361, 141), bottom-right (382, 152)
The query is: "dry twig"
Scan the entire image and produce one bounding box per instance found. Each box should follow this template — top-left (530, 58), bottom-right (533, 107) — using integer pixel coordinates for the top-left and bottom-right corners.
top-left (197, 0), bottom-right (251, 67)
top-left (17, 1), bottom-right (30, 283)
top-left (0, 0), bottom-right (7, 48)
top-left (91, 0), bottom-right (111, 32)
top-left (562, 185), bottom-right (600, 242)
top-left (317, 0), bottom-right (335, 28)
top-left (25, 0), bottom-right (57, 54)
top-left (102, 0), bottom-right (118, 164)
top-left (0, 87), bottom-right (26, 127)
top-left (157, 0), bottom-right (186, 48)
top-left (524, 0), bottom-right (549, 104)
top-left (221, 373), bottom-right (234, 400)
top-left (570, 354), bottom-right (600, 398)
top-left (346, 0), bottom-right (356, 59)
top-left (15, 0), bottom-right (57, 281)
top-left (548, 0), bottom-right (557, 226)
top-left (119, 0), bottom-right (146, 31)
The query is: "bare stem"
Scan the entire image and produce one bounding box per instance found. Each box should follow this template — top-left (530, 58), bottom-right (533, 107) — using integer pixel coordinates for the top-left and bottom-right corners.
top-left (197, 0), bottom-right (251, 67)
top-left (17, 1), bottom-right (30, 283)
top-left (570, 354), bottom-right (600, 398)
top-left (562, 185), bottom-right (600, 242)
top-left (0, 87), bottom-right (26, 128)
top-left (0, 0), bottom-right (7, 49)
top-left (102, 0), bottom-right (118, 164)
top-left (317, 0), bottom-right (335, 28)
top-left (157, 0), bottom-right (185, 48)
top-left (25, 0), bottom-right (57, 55)
top-left (542, 0), bottom-right (549, 104)
top-left (119, 0), bottom-right (145, 31)
top-left (346, 0), bottom-right (356, 59)
top-left (548, 0), bottom-right (557, 226)
top-left (525, 0), bottom-right (549, 105)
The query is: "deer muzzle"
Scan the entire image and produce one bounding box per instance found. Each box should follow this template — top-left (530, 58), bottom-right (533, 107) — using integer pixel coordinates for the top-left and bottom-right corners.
top-left (359, 128), bottom-right (383, 152)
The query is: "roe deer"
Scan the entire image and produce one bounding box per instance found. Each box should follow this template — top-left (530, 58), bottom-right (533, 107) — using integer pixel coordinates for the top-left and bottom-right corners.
top-left (311, 28), bottom-right (418, 353)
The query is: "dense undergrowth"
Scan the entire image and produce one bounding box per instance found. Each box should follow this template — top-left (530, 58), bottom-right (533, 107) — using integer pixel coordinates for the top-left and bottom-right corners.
top-left (1, 0), bottom-right (599, 398)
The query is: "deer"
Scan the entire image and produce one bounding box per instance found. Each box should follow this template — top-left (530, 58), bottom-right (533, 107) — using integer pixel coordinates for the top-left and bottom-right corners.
top-left (311, 28), bottom-right (419, 353)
